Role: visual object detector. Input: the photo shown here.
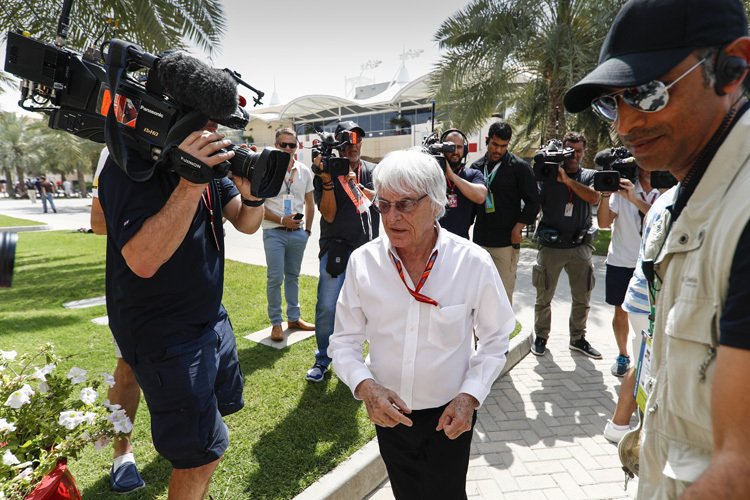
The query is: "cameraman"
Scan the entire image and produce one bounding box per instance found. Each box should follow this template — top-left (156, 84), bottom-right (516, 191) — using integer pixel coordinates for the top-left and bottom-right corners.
top-left (307, 121), bottom-right (379, 382)
top-left (438, 129), bottom-right (487, 239)
top-left (98, 121), bottom-right (263, 500)
top-left (597, 166), bottom-right (659, 377)
top-left (470, 121), bottom-right (539, 304)
top-left (531, 131), bottom-right (601, 358)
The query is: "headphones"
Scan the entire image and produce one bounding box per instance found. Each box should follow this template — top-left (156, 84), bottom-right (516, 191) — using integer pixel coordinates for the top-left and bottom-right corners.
top-left (714, 44), bottom-right (748, 96)
top-left (440, 129), bottom-right (470, 160)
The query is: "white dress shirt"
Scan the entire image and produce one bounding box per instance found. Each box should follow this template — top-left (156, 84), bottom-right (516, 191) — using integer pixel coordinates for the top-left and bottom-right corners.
top-left (261, 160), bottom-right (314, 229)
top-left (329, 224), bottom-right (515, 411)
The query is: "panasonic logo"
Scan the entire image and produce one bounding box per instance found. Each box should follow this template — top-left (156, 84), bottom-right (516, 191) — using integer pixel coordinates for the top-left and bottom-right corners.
top-left (140, 106), bottom-right (164, 118)
top-left (182, 158), bottom-right (202, 170)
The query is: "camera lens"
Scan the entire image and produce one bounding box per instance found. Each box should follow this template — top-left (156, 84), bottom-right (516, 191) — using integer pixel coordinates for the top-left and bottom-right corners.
top-left (0, 232), bottom-right (18, 288)
top-left (227, 146), bottom-right (290, 198)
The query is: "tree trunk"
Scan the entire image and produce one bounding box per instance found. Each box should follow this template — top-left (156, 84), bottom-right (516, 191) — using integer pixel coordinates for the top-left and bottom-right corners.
top-left (77, 168), bottom-right (87, 198)
top-left (584, 135), bottom-right (599, 170)
top-left (545, 84), bottom-right (567, 142)
top-left (4, 168), bottom-right (13, 198)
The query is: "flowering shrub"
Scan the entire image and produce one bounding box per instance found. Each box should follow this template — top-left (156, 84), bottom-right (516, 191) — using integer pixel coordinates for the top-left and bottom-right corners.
top-left (0, 344), bottom-right (132, 499)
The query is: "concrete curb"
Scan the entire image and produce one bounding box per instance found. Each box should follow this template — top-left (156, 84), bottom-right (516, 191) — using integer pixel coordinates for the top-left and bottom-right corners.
top-left (0, 225), bottom-right (52, 232)
top-left (292, 327), bottom-right (534, 500)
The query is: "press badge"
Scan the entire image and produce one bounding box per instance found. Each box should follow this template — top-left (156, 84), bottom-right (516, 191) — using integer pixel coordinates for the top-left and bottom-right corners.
top-left (448, 194), bottom-right (458, 208)
top-left (485, 192), bottom-right (495, 213)
top-left (564, 202), bottom-right (574, 217)
top-left (282, 194), bottom-right (294, 216)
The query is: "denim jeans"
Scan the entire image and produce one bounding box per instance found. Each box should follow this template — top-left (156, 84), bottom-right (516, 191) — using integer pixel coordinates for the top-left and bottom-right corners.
top-left (41, 193), bottom-right (56, 213)
top-left (314, 250), bottom-right (350, 367)
top-left (263, 228), bottom-right (309, 325)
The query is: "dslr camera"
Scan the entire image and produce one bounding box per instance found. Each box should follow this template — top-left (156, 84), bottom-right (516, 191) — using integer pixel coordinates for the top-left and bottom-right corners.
top-left (593, 147), bottom-right (638, 192)
top-left (421, 132), bottom-right (457, 172)
top-left (533, 140), bottom-right (575, 182)
top-left (3, 1), bottom-right (288, 198)
top-left (310, 130), bottom-right (356, 178)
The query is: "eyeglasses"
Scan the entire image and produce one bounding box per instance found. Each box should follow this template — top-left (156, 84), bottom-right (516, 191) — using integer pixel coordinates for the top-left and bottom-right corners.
top-left (375, 194), bottom-right (428, 214)
top-left (276, 141), bottom-right (298, 149)
top-left (591, 57), bottom-right (707, 122)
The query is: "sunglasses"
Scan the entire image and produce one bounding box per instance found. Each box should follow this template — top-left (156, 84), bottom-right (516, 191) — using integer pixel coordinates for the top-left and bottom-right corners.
top-left (375, 194), bottom-right (428, 214)
top-left (591, 57), bottom-right (707, 121)
top-left (277, 141), bottom-right (298, 149)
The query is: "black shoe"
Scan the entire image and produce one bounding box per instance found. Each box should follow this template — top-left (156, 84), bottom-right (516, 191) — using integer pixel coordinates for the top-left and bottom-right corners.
top-left (531, 336), bottom-right (547, 356)
top-left (569, 337), bottom-right (602, 359)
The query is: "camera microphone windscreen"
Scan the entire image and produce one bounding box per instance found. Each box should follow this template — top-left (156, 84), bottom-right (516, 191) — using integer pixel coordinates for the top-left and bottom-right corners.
top-left (594, 149), bottom-right (616, 168)
top-left (157, 52), bottom-right (239, 120)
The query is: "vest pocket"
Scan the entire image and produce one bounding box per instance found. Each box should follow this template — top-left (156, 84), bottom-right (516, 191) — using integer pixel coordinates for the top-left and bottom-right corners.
top-left (664, 297), bottom-right (717, 433)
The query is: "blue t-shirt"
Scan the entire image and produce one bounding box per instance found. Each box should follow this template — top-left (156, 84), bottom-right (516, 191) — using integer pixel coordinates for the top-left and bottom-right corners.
top-left (99, 154), bottom-right (239, 364)
top-left (440, 166), bottom-right (485, 239)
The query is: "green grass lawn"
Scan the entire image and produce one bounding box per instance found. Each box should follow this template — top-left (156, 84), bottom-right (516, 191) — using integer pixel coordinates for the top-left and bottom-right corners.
top-left (1, 222), bottom-right (526, 499)
top-left (0, 214), bottom-right (45, 227)
top-left (0, 229), bottom-right (374, 500)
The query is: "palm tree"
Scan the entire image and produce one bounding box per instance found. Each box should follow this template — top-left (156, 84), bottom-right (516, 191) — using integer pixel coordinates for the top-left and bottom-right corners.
top-left (432, 0), bottom-right (625, 156)
top-left (0, 112), bottom-right (44, 196)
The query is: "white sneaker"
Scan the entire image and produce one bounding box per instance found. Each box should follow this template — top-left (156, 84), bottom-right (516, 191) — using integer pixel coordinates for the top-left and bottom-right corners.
top-left (603, 420), bottom-right (632, 443)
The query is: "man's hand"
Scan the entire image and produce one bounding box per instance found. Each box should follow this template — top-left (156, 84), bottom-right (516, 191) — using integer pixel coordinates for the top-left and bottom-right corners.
top-left (436, 393), bottom-right (478, 440)
top-left (355, 379), bottom-right (413, 428)
top-left (556, 166), bottom-right (570, 185)
top-left (280, 213), bottom-right (302, 230)
top-left (179, 129), bottom-right (234, 168)
top-left (618, 178), bottom-right (637, 202)
top-left (510, 223), bottom-right (525, 245)
top-left (313, 155), bottom-right (332, 184)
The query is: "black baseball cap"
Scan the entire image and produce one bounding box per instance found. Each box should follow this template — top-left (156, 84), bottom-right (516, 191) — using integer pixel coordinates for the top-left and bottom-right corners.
top-left (334, 121), bottom-right (365, 141)
top-left (564, 0), bottom-right (749, 113)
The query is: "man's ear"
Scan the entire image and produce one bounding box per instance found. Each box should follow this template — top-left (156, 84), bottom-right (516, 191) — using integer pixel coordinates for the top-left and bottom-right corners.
top-left (715, 37), bottom-right (750, 96)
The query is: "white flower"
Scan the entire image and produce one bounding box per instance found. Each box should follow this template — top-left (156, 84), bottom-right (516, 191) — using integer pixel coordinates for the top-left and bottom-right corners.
top-left (79, 387), bottom-right (98, 405)
top-left (0, 350), bottom-right (17, 361)
top-left (17, 466), bottom-right (33, 481)
top-left (38, 381), bottom-right (50, 393)
top-left (101, 372), bottom-right (116, 388)
top-left (103, 399), bottom-right (122, 411)
top-left (31, 363), bottom-right (56, 381)
top-left (66, 367), bottom-right (87, 384)
top-left (0, 418), bottom-right (16, 434)
top-left (109, 409), bottom-right (134, 434)
top-left (82, 411), bottom-right (98, 425)
top-left (2, 450), bottom-right (19, 466)
top-left (4, 384), bottom-right (34, 409)
top-left (58, 410), bottom-right (85, 430)
top-left (95, 437), bottom-right (111, 450)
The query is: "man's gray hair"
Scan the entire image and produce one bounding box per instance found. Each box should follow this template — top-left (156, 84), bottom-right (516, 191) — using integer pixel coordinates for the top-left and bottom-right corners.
top-left (373, 149), bottom-right (447, 220)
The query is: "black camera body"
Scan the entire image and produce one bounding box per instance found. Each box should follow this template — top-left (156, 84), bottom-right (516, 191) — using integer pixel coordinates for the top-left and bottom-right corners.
top-left (593, 147), bottom-right (638, 192)
top-left (4, 17), bottom-right (287, 197)
top-left (533, 140), bottom-right (574, 182)
top-left (421, 133), bottom-right (457, 173)
top-left (311, 131), bottom-right (351, 178)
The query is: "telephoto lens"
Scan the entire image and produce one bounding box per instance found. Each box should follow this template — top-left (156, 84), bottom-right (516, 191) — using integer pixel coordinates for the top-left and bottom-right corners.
top-left (0, 232), bottom-right (18, 288)
top-left (224, 146), bottom-right (290, 199)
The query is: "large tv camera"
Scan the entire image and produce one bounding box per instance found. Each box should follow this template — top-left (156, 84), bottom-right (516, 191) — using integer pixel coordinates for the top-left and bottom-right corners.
top-left (533, 140), bottom-right (575, 182)
top-left (310, 131), bottom-right (353, 178)
top-left (593, 147), bottom-right (638, 192)
top-left (420, 132), bottom-right (456, 172)
top-left (2, 0), bottom-right (288, 198)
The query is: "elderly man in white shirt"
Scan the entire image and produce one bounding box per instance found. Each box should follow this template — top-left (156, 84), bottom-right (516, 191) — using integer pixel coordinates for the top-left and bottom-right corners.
top-left (329, 149), bottom-right (515, 500)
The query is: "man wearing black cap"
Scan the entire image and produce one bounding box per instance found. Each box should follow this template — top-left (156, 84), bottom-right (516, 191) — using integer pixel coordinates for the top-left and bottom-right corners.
top-left (564, 0), bottom-right (750, 497)
top-left (307, 121), bottom-right (379, 382)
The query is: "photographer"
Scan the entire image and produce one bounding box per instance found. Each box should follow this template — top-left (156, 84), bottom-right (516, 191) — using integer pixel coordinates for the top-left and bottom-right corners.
top-left (531, 132), bottom-right (601, 358)
top-left (262, 127), bottom-right (316, 341)
top-left (438, 129), bottom-right (487, 239)
top-left (564, 0), bottom-right (750, 496)
top-left (98, 121), bottom-right (263, 500)
top-left (307, 121), bottom-right (379, 382)
top-left (596, 165), bottom-right (659, 378)
top-left (470, 121), bottom-right (539, 304)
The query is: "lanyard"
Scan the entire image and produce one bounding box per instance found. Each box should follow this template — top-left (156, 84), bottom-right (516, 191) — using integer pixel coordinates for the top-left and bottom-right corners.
top-left (640, 190), bottom-right (658, 205)
top-left (201, 184), bottom-right (220, 251)
top-left (390, 249), bottom-right (439, 307)
top-left (284, 167), bottom-right (297, 195)
top-left (339, 163), bottom-right (366, 212)
top-left (447, 166), bottom-right (463, 194)
top-left (483, 157), bottom-right (503, 188)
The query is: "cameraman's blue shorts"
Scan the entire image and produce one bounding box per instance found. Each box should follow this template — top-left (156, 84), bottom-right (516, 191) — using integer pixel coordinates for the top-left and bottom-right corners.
top-left (131, 314), bottom-right (244, 469)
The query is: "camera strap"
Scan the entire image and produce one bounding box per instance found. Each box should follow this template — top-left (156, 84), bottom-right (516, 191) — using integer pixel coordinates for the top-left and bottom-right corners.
top-left (166, 146), bottom-right (220, 184)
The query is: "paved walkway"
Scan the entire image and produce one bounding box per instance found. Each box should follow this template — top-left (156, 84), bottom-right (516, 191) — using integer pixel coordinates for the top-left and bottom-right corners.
top-left (1, 197), bottom-right (639, 499)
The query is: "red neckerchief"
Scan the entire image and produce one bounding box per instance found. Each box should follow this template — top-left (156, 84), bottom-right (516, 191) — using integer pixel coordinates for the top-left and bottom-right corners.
top-left (389, 249), bottom-right (439, 307)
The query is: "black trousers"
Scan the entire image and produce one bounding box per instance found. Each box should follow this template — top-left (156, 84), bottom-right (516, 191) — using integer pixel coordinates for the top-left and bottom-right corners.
top-left (375, 403), bottom-right (477, 500)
